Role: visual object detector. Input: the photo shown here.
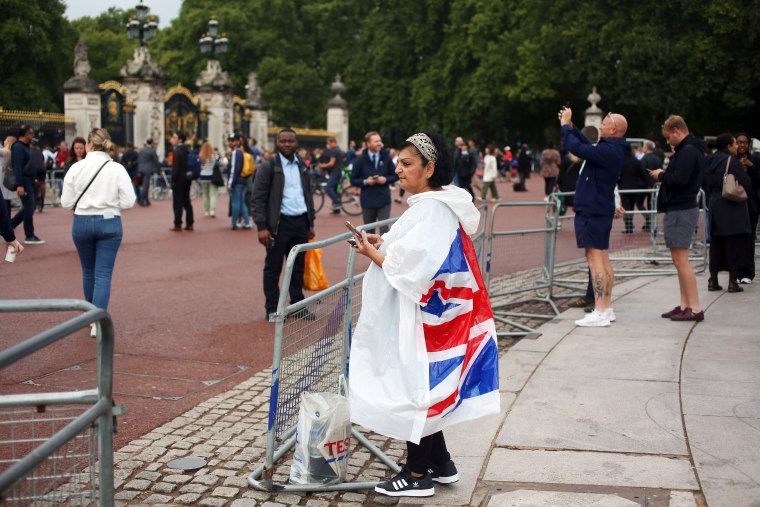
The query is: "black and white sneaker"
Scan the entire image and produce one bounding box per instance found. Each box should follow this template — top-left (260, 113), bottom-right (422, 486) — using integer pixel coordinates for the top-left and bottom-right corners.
top-left (374, 466), bottom-right (434, 497)
top-left (24, 236), bottom-right (45, 244)
top-left (428, 459), bottom-right (459, 484)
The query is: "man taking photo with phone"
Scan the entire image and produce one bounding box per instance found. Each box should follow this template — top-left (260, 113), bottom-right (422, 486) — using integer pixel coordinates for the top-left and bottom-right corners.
top-left (560, 107), bottom-right (630, 327)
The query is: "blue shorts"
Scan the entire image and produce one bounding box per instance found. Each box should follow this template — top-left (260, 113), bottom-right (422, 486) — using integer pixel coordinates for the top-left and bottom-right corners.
top-left (575, 214), bottom-right (613, 250)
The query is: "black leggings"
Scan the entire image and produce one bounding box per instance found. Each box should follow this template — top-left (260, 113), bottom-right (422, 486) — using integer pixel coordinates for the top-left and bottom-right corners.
top-left (406, 431), bottom-right (451, 475)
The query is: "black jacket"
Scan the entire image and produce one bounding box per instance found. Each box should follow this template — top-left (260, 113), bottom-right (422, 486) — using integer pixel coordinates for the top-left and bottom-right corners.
top-left (703, 150), bottom-right (752, 236)
top-left (454, 148), bottom-right (476, 178)
top-left (251, 152), bottom-right (314, 235)
top-left (350, 148), bottom-right (398, 208)
top-left (171, 143), bottom-right (189, 185)
top-left (618, 153), bottom-right (650, 190)
top-left (656, 134), bottom-right (706, 213)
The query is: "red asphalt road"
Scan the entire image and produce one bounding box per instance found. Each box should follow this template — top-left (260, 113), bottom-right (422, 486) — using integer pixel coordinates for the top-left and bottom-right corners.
top-left (0, 175), bottom-right (590, 448)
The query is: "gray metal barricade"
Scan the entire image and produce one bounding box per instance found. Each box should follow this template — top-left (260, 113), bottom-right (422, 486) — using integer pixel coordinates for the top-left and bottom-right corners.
top-left (472, 203), bottom-right (489, 276)
top-left (550, 188), bottom-right (707, 300)
top-left (248, 218), bottom-right (400, 492)
top-left (0, 300), bottom-right (117, 506)
top-left (484, 201), bottom-right (560, 337)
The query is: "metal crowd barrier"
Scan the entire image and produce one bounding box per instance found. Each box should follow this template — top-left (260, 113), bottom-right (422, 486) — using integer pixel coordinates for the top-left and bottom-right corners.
top-left (484, 200), bottom-right (560, 337)
top-left (0, 300), bottom-right (117, 506)
top-left (550, 188), bottom-right (707, 301)
top-left (248, 218), bottom-right (400, 493)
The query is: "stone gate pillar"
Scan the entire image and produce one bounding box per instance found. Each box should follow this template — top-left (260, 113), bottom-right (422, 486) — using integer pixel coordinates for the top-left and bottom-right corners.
top-left (121, 46), bottom-right (166, 158)
top-left (196, 60), bottom-right (233, 152)
top-left (326, 74), bottom-right (349, 150)
top-left (245, 72), bottom-right (269, 151)
top-left (63, 39), bottom-right (100, 143)
top-left (584, 86), bottom-right (603, 128)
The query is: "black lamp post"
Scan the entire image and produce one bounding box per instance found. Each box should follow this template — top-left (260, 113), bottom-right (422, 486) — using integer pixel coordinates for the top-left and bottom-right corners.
top-left (198, 17), bottom-right (228, 58)
top-left (126, 0), bottom-right (157, 46)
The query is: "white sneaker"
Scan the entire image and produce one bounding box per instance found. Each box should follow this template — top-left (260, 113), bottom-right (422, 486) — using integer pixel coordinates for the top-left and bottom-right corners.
top-left (574, 310), bottom-right (611, 327)
top-left (602, 308), bottom-right (616, 322)
top-left (739, 278), bottom-right (752, 284)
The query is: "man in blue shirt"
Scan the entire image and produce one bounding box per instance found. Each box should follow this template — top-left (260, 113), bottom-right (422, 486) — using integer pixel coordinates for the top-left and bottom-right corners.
top-left (251, 128), bottom-right (316, 320)
top-left (560, 107), bottom-right (630, 327)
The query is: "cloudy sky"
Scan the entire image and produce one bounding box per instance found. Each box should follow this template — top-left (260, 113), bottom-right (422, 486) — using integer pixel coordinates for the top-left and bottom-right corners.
top-left (63, 0), bottom-right (182, 28)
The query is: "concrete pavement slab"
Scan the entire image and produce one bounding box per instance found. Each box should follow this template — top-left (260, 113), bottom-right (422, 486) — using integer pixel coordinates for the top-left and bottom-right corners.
top-left (537, 331), bottom-right (684, 382)
top-left (668, 490), bottom-right (698, 507)
top-left (484, 449), bottom-right (698, 489)
top-left (685, 414), bottom-right (760, 506)
top-left (509, 318), bottom-right (575, 353)
top-left (497, 373), bottom-right (687, 454)
top-left (485, 489), bottom-right (641, 506)
top-left (498, 351), bottom-right (545, 392)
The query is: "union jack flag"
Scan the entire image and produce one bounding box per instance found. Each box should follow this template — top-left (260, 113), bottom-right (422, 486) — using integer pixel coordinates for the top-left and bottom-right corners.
top-left (418, 225), bottom-right (499, 430)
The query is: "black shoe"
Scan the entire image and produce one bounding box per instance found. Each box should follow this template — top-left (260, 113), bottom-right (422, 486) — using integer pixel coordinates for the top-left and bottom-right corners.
top-left (428, 460), bottom-right (459, 484)
top-left (331, 209), bottom-right (341, 214)
top-left (375, 466), bottom-right (434, 497)
top-left (24, 236), bottom-right (45, 244)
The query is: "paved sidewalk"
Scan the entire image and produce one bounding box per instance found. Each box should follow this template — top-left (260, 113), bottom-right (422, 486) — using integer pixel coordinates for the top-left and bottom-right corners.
top-left (110, 271), bottom-right (759, 506)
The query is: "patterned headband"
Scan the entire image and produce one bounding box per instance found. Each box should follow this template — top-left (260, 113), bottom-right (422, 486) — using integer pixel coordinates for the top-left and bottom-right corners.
top-left (406, 133), bottom-right (438, 163)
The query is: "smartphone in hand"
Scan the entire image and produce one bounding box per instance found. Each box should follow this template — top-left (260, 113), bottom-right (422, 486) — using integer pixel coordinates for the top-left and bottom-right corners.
top-left (345, 221), bottom-right (363, 244)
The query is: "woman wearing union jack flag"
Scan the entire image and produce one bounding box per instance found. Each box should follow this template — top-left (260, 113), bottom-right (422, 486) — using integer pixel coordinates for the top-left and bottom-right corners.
top-left (348, 131), bottom-right (500, 498)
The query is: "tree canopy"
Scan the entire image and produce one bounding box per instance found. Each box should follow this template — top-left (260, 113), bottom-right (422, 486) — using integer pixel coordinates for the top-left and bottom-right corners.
top-left (3, 0), bottom-right (759, 147)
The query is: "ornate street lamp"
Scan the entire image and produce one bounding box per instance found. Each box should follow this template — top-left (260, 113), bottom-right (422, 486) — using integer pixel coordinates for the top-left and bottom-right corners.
top-left (126, 0), bottom-right (158, 46)
top-left (198, 17), bottom-right (228, 58)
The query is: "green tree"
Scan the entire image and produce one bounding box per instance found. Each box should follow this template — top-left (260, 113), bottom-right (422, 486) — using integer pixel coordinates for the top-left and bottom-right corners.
top-left (0, 0), bottom-right (77, 111)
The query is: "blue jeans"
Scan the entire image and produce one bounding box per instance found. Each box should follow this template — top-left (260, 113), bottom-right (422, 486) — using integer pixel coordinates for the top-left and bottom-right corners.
top-left (325, 172), bottom-right (342, 207)
top-left (72, 215), bottom-right (123, 310)
top-left (230, 183), bottom-right (250, 227)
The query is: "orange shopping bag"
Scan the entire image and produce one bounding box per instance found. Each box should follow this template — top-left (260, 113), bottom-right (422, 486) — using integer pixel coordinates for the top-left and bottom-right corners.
top-left (303, 240), bottom-right (329, 291)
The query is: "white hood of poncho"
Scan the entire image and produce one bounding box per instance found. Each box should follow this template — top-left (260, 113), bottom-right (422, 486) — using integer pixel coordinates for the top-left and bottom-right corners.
top-left (406, 185), bottom-right (481, 235)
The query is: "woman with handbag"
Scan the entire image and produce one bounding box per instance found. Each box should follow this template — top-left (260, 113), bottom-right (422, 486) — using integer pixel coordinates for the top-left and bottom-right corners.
top-left (703, 133), bottom-right (753, 293)
top-left (348, 132), bottom-right (499, 498)
top-left (61, 128), bottom-right (136, 336)
top-left (198, 141), bottom-right (220, 217)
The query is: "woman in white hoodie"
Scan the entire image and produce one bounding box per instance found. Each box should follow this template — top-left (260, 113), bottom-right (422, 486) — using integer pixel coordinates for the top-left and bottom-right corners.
top-left (349, 132), bottom-right (499, 498)
top-left (61, 128), bottom-right (135, 335)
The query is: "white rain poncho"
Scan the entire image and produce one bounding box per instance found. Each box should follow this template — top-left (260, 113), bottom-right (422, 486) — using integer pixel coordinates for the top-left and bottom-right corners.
top-left (348, 185), bottom-right (500, 444)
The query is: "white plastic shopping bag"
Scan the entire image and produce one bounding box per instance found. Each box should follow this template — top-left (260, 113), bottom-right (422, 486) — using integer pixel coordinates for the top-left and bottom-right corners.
top-left (289, 376), bottom-right (351, 485)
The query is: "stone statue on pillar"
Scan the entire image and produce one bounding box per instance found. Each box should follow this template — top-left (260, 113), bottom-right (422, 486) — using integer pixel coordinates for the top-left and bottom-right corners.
top-left (196, 60), bottom-right (234, 151)
top-left (63, 39), bottom-right (100, 142)
top-left (584, 86), bottom-right (603, 128)
top-left (121, 46), bottom-right (166, 158)
top-left (326, 74), bottom-right (349, 151)
top-left (245, 72), bottom-right (269, 150)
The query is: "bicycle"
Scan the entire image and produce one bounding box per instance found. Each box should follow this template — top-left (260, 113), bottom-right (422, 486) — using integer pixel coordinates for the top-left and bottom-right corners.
top-left (309, 168), bottom-right (327, 214)
top-left (335, 166), bottom-right (361, 216)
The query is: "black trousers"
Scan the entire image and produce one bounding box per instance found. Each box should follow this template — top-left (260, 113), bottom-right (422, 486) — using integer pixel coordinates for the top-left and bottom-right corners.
top-left (620, 193), bottom-right (647, 233)
top-left (406, 431), bottom-right (451, 475)
top-left (263, 213), bottom-right (309, 313)
top-left (458, 174), bottom-right (474, 199)
top-left (172, 180), bottom-right (193, 227)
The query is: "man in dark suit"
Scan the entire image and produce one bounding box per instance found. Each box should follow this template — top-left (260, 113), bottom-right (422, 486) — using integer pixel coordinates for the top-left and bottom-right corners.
top-left (350, 131), bottom-right (398, 234)
top-left (137, 138), bottom-right (159, 206)
top-left (169, 131), bottom-right (193, 231)
top-left (251, 128), bottom-right (316, 320)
